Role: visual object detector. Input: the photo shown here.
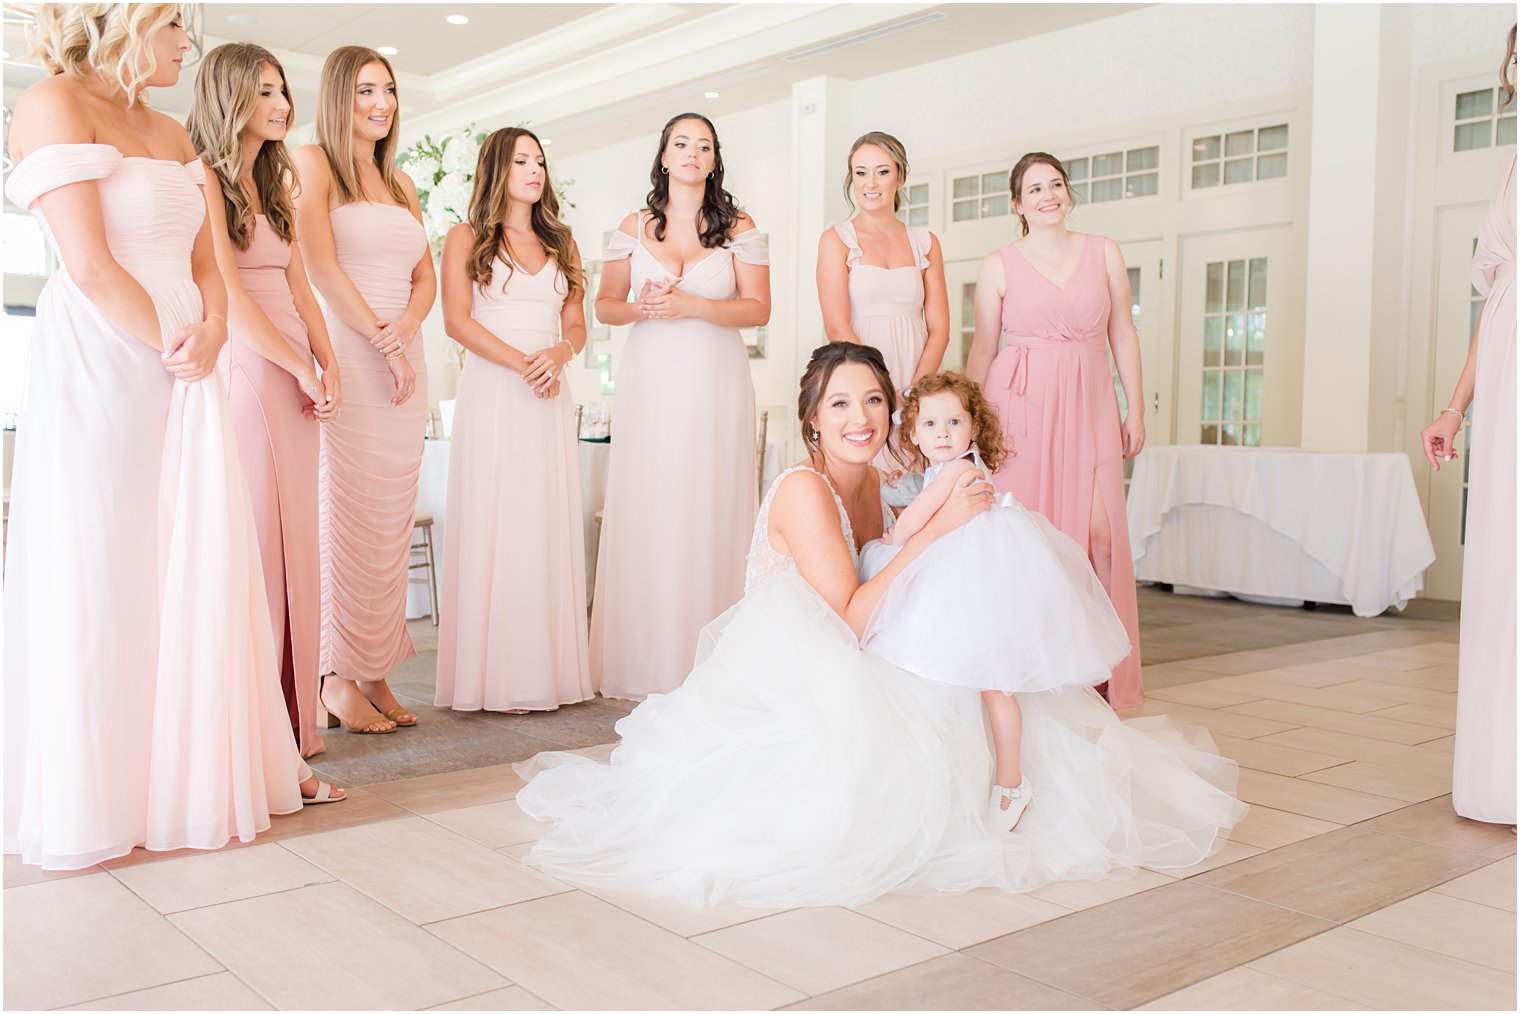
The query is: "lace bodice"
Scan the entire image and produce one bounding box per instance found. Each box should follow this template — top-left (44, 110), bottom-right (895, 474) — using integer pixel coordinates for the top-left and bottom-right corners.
top-left (744, 466), bottom-right (856, 592)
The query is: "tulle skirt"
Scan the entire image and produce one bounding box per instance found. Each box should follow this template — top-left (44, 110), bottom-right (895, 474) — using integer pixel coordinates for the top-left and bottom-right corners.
top-left (515, 566), bottom-right (1244, 908)
top-left (860, 496), bottom-right (1133, 693)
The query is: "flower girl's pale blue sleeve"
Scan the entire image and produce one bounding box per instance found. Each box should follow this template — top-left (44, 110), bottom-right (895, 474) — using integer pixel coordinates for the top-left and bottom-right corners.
top-left (880, 470), bottom-right (924, 510)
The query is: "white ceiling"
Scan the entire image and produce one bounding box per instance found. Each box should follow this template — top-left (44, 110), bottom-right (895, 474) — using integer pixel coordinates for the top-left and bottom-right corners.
top-left (3, 3), bottom-right (1143, 158)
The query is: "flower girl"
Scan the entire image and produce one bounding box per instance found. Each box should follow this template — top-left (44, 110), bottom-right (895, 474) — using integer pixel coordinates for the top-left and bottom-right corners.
top-left (861, 372), bottom-right (1131, 830)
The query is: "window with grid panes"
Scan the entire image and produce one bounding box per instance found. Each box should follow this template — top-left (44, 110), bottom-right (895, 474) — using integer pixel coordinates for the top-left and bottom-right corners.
top-left (1200, 258), bottom-right (1267, 446)
top-left (950, 170), bottom-right (1010, 222)
top-left (1191, 124), bottom-right (1287, 189)
top-left (897, 182), bottom-right (930, 227)
top-left (1453, 87), bottom-right (1517, 151)
top-left (1065, 147), bottom-right (1159, 204)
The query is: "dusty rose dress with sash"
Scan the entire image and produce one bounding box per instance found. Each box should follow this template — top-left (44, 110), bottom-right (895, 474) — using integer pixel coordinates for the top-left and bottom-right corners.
top-left (984, 233), bottom-right (1143, 708)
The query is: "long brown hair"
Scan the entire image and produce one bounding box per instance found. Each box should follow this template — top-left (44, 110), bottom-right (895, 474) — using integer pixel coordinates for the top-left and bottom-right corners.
top-left (188, 43), bottom-right (298, 249)
top-left (797, 342), bottom-right (897, 458)
top-left (893, 371), bottom-right (1009, 473)
top-left (645, 112), bottom-right (741, 249)
top-left (1008, 151), bottom-right (1075, 237)
top-left (465, 127), bottom-right (583, 297)
top-left (314, 45), bottom-right (407, 207)
top-left (1502, 24), bottom-right (1517, 111)
top-left (843, 130), bottom-right (910, 212)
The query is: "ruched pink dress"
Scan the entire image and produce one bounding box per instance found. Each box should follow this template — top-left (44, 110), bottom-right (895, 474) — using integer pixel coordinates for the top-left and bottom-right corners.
top-left (435, 258), bottom-right (592, 711)
top-left (3, 145), bottom-right (307, 870)
top-left (318, 202), bottom-right (429, 682)
top-left (984, 234), bottom-right (1143, 708)
top-left (227, 216), bottom-right (323, 756)
top-left (1453, 152), bottom-right (1516, 825)
top-left (591, 219), bottom-right (767, 700)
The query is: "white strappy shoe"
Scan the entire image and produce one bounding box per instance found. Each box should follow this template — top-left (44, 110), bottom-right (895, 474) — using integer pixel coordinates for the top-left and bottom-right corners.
top-left (989, 779), bottom-right (1033, 832)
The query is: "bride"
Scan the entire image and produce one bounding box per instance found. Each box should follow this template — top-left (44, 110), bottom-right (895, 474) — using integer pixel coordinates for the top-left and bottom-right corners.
top-left (515, 342), bottom-right (1244, 908)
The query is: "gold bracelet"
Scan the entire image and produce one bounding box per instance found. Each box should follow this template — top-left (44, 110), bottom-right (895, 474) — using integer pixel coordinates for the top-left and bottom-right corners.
top-left (559, 338), bottom-right (578, 360)
top-left (1440, 407), bottom-right (1466, 424)
top-left (384, 349), bottom-right (404, 362)
top-left (207, 313), bottom-right (226, 326)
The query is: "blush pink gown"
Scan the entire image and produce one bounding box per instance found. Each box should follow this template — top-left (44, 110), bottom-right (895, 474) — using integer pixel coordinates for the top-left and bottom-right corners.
top-left (227, 216), bottom-right (323, 756)
top-left (318, 203), bottom-right (429, 683)
top-left (1453, 151), bottom-right (1516, 826)
top-left (435, 258), bottom-right (592, 711)
top-left (3, 144), bottom-right (307, 870)
top-left (983, 234), bottom-right (1143, 708)
top-left (590, 220), bottom-right (767, 700)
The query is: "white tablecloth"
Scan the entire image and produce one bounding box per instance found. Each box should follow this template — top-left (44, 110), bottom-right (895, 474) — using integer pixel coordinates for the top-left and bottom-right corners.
top-left (410, 438), bottom-right (783, 618)
top-left (1126, 445), bottom-right (1437, 617)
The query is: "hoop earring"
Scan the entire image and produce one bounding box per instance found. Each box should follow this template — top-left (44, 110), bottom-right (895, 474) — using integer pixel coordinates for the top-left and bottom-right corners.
top-left (660, 166), bottom-right (669, 175)
top-left (707, 171), bottom-right (714, 180)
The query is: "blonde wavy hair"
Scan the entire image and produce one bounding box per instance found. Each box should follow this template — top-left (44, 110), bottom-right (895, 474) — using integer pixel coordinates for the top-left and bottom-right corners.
top-left (26, 3), bottom-right (183, 105)
top-left (187, 43), bottom-right (298, 249)
top-left (465, 127), bottom-right (583, 297)
top-left (893, 371), bottom-right (1010, 473)
top-left (314, 45), bottom-right (407, 207)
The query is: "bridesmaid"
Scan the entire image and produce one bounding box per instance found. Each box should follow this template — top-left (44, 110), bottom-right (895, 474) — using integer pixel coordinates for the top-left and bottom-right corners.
top-left (294, 46), bottom-right (435, 734)
top-left (435, 127), bottom-right (593, 712)
top-left (6, 4), bottom-right (341, 870)
top-left (591, 112), bottom-right (771, 700)
top-left (189, 42), bottom-right (341, 757)
top-left (816, 130), bottom-right (949, 398)
top-left (1419, 25), bottom-right (1516, 828)
top-left (965, 152), bottom-right (1145, 708)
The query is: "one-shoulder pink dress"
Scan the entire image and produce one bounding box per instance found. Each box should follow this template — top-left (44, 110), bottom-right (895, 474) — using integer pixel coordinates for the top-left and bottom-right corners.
top-left (4, 145), bottom-right (307, 870)
top-left (436, 258), bottom-right (593, 711)
top-left (1453, 151), bottom-right (1516, 826)
top-left (318, 203), bottom-right (429, 683)
top-left (227, 216), bottom-right (323, 756)
top-left (591, 219), bottom-right (768, 701)
top-left (983, 234), bottom-right (1143, 708)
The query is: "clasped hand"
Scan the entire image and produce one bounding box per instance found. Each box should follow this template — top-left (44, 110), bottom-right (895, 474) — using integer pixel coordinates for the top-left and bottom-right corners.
top-left (162, 316), bottom-right (227, 383)
top-left (299, 367), bottom-right (341, 422)
top-left (637, 277), bottom-right (694, 320)
top-left (933, 469), bottom-right (997, 533)
top-left (520, 340), bottom-right (572, 400)
top-left (370, 315), bottom-right (420, 357)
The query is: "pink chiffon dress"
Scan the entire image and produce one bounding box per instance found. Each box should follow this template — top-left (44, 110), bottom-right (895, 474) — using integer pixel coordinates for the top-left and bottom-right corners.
top-left (983, 234), bottom-right (1143, 708)
top-left (435, 258), bottom-right (592, 711)
top-left (1453, 151), bottom-right (1516, 825)
top-left (3, 144), bottom-right (307, 870)
top-left (318, 202), bottom-right (429, 683)
top-left (227, 216), bottom-right (323, 756)
top-left (590, 218), bottom-right (767, 701)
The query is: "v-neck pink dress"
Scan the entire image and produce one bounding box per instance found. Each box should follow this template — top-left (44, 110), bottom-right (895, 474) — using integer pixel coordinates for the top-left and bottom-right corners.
top-left (591, 217), bottom-right (768, 701)
top-left (983, 233), bottom-right (1143, 708)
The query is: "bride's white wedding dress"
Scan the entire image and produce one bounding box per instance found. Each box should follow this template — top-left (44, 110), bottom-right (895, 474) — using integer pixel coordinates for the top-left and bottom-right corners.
top-left (514, 466), bottom-right (1245, 908)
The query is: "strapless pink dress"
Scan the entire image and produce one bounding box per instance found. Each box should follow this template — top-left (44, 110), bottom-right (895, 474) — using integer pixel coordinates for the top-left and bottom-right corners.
top-left (984, 234), bottom-right (1143, 708)
top-left (435, 258), bottom-right (592, 711)
top-left (3, 144), bottom-right (306, 870)
top-left (227, 216), bottom-right (323, 756)
top-left (318, 202), bottom-right (429, 682)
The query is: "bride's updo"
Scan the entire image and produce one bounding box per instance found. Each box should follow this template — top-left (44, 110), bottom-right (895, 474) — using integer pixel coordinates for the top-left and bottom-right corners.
top-left (797, 341), bottom-right (897, 456)
top-left (27, 3), bottom-right (183, 104)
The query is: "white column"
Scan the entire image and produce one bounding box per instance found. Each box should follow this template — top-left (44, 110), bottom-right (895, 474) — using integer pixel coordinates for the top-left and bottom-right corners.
top-left (1298, 5), bottom-right (1412, 452)
top-left (788, 75), bottom-right (856, 386)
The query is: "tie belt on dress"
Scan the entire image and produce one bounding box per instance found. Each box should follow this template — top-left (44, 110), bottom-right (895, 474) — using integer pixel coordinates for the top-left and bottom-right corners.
top-left (998, 331), bottom-right (1108, 436)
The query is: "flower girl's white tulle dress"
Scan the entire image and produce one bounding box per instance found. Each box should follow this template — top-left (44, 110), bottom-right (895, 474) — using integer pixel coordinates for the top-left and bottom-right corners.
top-left (514, 466), bottom-right (1244, 908)
top-left (860, 448), bottom-right (1132, 693)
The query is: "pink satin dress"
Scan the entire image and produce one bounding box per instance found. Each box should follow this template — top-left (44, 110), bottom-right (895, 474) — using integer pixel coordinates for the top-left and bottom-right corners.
top-left (227, 216), bottom-right (323, 756)
top-left (590, 219), bottom-right (767, 701)
top-left (435, 258), bottom-right (592, 711)
top-left (1453, 151), bottom-right (1516, 825)
top-left (318, 202), bottom-right (429, 683)
top-left (3, 144), bottom-right (306, 870)
top-left (983, 233), bottom-right (1143, 708)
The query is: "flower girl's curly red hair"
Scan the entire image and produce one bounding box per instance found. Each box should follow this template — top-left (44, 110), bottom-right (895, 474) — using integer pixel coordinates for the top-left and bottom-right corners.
top-left (893, 372), bottom-right (1010, 473)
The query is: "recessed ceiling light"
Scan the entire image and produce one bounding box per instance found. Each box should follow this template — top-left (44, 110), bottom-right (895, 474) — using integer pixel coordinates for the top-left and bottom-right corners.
top-left (541, 138), bottom-right (553, 146)
top-left (377, 46), bottom-right (399, 56)
top-left (704, 91), bottom-right (720, 99)
top-left (446, 14), bottom-right (469, 25)
top-left (227, 13), bottom-right (258, 25)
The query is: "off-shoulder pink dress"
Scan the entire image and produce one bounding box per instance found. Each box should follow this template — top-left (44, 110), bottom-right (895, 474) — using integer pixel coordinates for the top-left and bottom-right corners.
top-left (435, 258), bottom-right (592, 711)
top-left (318, 202), bottom-right (429, 683)
top-left (227, 216), bottom-right (323, 756)
top-left (590, 219), bottom-right (767, 700)
top-left (983, 234), bottom-right (1143, 708)
top-left (3, 145), bottom-right (307, 870)
top-left (1453, 152), bottom-right (1516, 826)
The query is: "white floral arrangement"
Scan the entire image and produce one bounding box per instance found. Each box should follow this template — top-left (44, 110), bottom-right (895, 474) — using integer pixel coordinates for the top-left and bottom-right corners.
top-left (398, 125), bottom-right (486, 248)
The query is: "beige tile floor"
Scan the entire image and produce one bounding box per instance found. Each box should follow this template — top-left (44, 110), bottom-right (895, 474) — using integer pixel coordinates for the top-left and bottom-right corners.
top-left (4, 603), bottom-right (1515, 1011)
